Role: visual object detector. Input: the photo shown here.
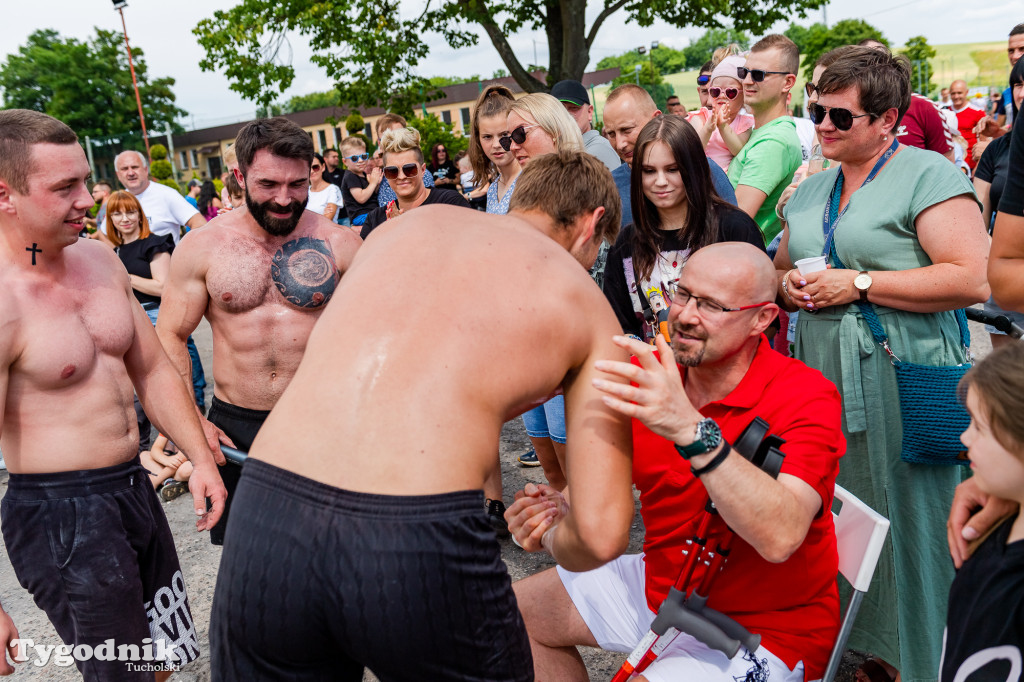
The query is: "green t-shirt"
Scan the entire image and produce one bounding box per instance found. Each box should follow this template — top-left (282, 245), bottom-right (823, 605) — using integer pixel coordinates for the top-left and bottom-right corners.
top-left (727, 116), bottom-right (802, 245)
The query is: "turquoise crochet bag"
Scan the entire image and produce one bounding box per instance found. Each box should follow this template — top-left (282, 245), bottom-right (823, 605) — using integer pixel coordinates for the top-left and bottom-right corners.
top-left (857, 302), bottom-right (971, 466)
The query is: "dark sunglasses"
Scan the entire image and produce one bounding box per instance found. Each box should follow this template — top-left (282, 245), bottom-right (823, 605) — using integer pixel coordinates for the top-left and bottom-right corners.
top-left (345, 153), bottom-right (369, 162)
top-left (697, 74), bottom-right (710, 85)
top-left (383, 163), bottom-right (421, 180)
top-left (804, 82), bottom-right (818, 98)
top-left (498, 124), bottom-right (540, 151)
top-left (708, 87), bottom-right (739, 100)
top-left (310, 164), bottom-right (322, 171)
top-left (808, 103), bottom-right (871, 131)
top-left (737, 67), bottom-right (790, 82)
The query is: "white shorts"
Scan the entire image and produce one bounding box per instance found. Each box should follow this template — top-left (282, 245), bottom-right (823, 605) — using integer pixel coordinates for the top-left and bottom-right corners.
top-left (557, 553), bottom-right (807, 682)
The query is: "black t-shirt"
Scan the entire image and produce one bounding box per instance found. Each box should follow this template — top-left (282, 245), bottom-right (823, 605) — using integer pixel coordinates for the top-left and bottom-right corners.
top-left (941, 515), bottom-right (1024, 681)
top-left (979, 134), bottom-right (1012, 225)
top-left (999, 118), bottom-right (1024, 217)
top-left (116, 233), bottom-right (175, 305)
top-left (360, 188), bottom-right (472, 240)
top-left (429, 160), bottom-right (459, 186)
top-left (323, 167), bottom-right (347, 189)
top-left (341, 172), bottom-right (378, 221)
top-left (602, 203), bottom-right (765, 339)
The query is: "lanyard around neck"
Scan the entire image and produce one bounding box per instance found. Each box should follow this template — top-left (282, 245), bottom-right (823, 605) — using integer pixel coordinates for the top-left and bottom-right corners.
top-left (822, 137), bottom-right (899, 268)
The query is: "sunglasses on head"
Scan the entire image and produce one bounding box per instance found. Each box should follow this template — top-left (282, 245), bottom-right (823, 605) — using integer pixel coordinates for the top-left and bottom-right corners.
top-left (383, 163), bottom-right (421, 180)
top-left (804, 82), bottom-right (818, 98)
top-left (498, 124), bottom-right (541, 151)
top-left (697, 74), bottom-right (710, 85)
top-left (808, 103), bottom-right (871, 131)
top-left (708, 87), bottom-right (739, 100)
top-left (736, 67), bottom-right (790, 82)
top-left (345, 153), bottom-right (369, 162)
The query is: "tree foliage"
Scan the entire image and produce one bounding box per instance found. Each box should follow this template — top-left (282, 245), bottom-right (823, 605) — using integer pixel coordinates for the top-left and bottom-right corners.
top-left (407, 113), bottom-right (468, 162)
top-left (682, 28), bottom-right (751, 69)
top-left (785, 19), bottom-right (888, 79)
top-left (194, 0), bottom-right (827, 112)
top-left (901, 36), bottom-right (937, 96)
top-left (609, 61), bottom-right (675, 111)
top-left (285, 89), bottom-right (339, 113)
top-left (345, 112), bottom-right (365, 135)
top-left (0, 28), bottom-right (186, 140)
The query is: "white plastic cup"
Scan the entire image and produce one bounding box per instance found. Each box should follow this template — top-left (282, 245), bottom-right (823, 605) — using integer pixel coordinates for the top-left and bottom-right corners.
top-left (795, 256), bottom-right (827, 275)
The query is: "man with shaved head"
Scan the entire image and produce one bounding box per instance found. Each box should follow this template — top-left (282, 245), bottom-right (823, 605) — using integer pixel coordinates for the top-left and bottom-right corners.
top-left (602, 84), bottom-right (735, 227)
top-left (510, 242), bottom-right (846, 681)
top-left (949, 79), bottom-right (985, 170)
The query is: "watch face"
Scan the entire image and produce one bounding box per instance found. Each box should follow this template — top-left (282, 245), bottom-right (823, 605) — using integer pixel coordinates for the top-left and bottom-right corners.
top-left (854, 273), bottom-right (872, 290)
top-left (697, 418), bottom-right (722, 449)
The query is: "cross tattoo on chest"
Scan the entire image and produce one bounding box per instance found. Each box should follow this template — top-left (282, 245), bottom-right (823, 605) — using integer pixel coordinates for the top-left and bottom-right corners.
top-left (26, 243), bottom-right (41, 265)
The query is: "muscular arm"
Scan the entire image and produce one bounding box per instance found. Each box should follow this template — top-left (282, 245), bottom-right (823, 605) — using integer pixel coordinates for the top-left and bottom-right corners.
top-left (545, 324), bottom-right (634, 572)
top-left (123, 277), bottom-right (225, 529)
top-left (735, 185), bottom-right (768, 221)
top-left (155, 237), bottom-right (208, 393)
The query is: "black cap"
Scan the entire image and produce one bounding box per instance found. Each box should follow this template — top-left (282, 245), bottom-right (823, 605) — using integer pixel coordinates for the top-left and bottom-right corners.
top-left (550, 80), bottom-right (589, 106)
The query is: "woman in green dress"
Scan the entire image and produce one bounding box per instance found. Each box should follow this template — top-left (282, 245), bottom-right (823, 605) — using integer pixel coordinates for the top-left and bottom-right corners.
top-left (774, 46), bottom-right (990, 682)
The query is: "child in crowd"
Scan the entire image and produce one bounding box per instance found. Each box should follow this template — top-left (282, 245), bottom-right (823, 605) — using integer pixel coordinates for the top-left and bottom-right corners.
top-left (339, 136), bottom-right (382, 228)
top-left (141, 434), bottom-right (193, 501)
top-left (457, 153), bottom-right (488, 210)
top-left (941, 342), bottom-right (1024, 679)
top-left (224, 172), bottom-right (244, 210)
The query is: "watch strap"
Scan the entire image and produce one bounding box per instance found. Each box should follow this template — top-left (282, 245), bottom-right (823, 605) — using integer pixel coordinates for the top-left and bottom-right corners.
top-left (857, 271), bottom-right (870, 302)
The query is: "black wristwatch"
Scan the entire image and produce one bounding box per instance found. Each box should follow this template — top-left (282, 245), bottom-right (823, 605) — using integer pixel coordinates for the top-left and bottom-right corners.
top-left (674, 418), bottom-right (723, 459)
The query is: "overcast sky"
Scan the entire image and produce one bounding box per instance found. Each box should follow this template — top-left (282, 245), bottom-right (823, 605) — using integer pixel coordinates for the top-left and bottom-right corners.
top-left (1, 0), bottom-right (1019, 130)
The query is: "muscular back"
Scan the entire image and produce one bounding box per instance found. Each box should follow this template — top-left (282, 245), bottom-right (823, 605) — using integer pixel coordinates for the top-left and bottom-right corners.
top-left (159, 209), bottom-right (361, 410)
top-left (251, 205), bottom-right (633, 496)
top-left (0, 240), bottom-right (140, 473)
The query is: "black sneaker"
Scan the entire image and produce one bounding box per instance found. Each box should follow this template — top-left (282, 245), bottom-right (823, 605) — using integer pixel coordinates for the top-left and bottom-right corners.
top-left (486, 498), bottom-right (510, 538)
top-left (518, 450), bottom-right (541, 467)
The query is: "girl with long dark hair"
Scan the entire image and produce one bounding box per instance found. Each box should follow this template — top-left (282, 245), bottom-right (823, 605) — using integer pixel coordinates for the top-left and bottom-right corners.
top-left (603, 115), bottom-right (764, 340)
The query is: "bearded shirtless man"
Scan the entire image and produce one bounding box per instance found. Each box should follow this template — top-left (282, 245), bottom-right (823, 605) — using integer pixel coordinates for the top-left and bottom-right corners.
top-left (0, 111), bottom-right (225, 680)
top-left (209, 151), bottom-right (634, 681)
top-left (156, 117), bottom-right (362, 545)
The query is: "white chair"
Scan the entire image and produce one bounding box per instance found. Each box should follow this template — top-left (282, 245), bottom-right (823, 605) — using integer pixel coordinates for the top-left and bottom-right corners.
top-left (821, 484), bottom-right (891, 682)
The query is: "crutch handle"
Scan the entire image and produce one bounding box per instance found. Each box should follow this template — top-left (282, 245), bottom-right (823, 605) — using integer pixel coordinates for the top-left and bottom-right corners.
top-left (220, 445), bottom-right (248, 465)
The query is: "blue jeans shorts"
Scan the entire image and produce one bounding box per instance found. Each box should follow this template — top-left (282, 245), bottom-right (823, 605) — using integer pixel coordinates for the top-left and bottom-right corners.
top-left (521, 395), bottom-right (566, 444)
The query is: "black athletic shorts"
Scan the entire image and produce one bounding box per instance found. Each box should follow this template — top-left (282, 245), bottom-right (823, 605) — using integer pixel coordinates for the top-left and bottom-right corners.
top-left (206, 396), bottom-right (270, 546)
top-left (210, 459), bottom-right (533, 681)
top-left (1, 458), bottom-right (200, 681)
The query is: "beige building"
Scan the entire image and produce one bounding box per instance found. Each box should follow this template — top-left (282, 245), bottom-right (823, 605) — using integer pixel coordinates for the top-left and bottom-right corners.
top-left (163, 68), bottom-right (619, 183)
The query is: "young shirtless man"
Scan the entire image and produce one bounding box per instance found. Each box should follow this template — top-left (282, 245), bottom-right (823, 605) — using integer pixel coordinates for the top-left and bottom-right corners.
top-left (0, 110), bottom-right (225, 679)
top-left (209, 151), bottom-right (634, 681)
top-left (156, 117), bottom-right (362, 545)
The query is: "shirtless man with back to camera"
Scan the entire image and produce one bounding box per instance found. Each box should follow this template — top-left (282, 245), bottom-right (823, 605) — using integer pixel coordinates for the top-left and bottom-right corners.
top-left (157, 116), bottom-right (362, 545)
top-left (209, 151), bottom-right (635, 681)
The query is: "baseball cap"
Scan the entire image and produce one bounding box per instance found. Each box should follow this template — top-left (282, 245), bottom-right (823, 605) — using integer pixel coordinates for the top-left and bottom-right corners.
top-left (551, 80), bottom-right (589, 106)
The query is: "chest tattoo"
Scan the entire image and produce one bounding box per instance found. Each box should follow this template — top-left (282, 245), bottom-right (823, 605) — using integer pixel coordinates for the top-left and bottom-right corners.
top-left (270, 237), bottom-right (338, 308)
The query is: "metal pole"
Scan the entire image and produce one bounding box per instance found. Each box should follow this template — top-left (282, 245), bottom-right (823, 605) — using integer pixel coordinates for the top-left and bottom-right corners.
top-left (165, 124), bottom-right (177, 180)
top-left (118, 6), bottom-right (150, 162)
top-left (84, 136), bottom-right (96, 180)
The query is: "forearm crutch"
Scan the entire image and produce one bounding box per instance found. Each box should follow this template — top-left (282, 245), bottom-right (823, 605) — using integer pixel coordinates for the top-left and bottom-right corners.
top-left (611, 418), bottom-right (786, 681)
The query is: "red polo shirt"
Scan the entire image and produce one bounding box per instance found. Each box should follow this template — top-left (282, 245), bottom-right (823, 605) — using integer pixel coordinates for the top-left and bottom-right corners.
top-left (954, 105), bottom-right (986, 169)
top-left (632, 336), bottom-right (844, 680)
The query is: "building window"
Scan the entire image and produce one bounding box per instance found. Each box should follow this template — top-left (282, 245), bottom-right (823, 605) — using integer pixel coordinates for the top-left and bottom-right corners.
top-left (318, 129), bottom-right (327, 151)
top-left (333, 127), bottom-right (342, 146)
top-left (460, 107), bottom-right (471, 132)
top-left (180, 151), bottom-right (189, 168)
top-left (364, 123), bottom-right (373, 139)
top-left (441, 110), bottom-right (452, 125)
top-left (190, 149), bottom-right (199, 167)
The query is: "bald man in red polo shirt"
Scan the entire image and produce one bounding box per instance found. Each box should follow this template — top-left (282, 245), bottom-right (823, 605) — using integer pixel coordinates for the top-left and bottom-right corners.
top-left (510, 243), bottom-right (845, 682)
